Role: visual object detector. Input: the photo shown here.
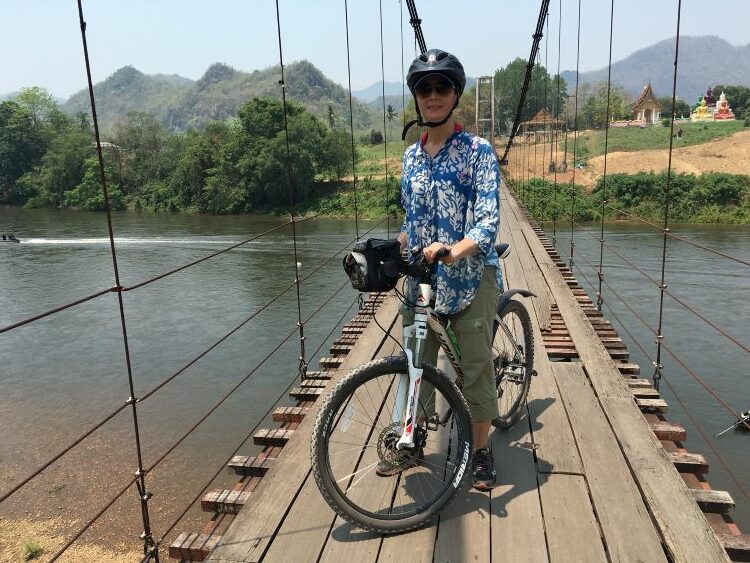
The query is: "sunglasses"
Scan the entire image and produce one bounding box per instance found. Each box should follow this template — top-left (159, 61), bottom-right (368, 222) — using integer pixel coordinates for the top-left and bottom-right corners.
top-left (415, 80), bottom-right (455, 98)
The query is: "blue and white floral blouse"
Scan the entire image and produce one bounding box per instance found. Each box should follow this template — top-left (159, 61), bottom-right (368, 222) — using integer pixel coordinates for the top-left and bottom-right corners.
top-left (400, 126), bottom-right (502, 314)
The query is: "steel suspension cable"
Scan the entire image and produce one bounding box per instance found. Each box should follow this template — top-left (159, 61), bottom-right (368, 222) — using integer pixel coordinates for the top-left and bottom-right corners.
top-left (379, 0), bottom-right (391, 237)
top-left (541, 11), bottom-right (549, 218)
top-left (343, 0), bottom-right (360, 239)
top-left (552, 0), bottom-right (562, 245)
top-left (569, 217), bottom-right (749, 354)
top-left (596, 0), bottom-right (615, 311)
top-left (499, 0), bottom-right (551, 165)
top-left (574, 263), bottom-right (750, 492)
top-left (145, 293), bottom-right (360, 558)
top-left (1, 217), bottom-right (384, 508)
top-left (651, 0), bottom-right (683, 391)
top-left (404, 0), bottom-right (426, 54)
top-left (571, 244), bottom-right (750, 431)
top-left (401, 8), bottom-right (410, 129)
top-left (275, 0), bottom-right (308, 380)
top-left (75, 2), bottom-right (156, 558)
top-left (568, 0), bottom-right (582, 272)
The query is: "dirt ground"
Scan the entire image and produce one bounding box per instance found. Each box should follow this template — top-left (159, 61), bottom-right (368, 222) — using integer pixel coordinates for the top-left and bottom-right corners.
top-left (506, 129), bottom-right (750, 191)
top-left (0, 516), bottom-right (141, 562)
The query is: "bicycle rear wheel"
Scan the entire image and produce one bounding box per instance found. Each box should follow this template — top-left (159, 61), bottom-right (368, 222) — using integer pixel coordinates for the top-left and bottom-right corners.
top-left (492, 299), bottom-right (534, 428)
top-left (311, 356), bottom-right (473, 534)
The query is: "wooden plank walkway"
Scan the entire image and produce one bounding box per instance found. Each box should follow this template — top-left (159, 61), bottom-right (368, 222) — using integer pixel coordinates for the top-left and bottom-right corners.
top-left (183, 183), bottom-right (745, 562)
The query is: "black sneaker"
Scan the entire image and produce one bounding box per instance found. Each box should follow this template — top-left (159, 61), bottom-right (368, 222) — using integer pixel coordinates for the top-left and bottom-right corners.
top-left (471, 447), bottom-right (497, 490)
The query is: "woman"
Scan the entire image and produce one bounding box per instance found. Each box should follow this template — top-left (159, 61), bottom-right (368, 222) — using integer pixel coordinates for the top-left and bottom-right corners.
top-left (388, 49), bottom-right (502, 491)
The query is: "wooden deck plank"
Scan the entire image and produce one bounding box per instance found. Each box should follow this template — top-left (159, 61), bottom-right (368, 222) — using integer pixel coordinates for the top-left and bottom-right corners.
top-left (537, 474), bottom-right (608, 563)
top-left (503, 185), bottom-right (731, 562)
top-left (489, 414), bottom-right (549, 563)
top-left (551, 362), bottom-right (667, 562)
top-left (206, 295), bottom-right (402, 563)
top-left (500, 196), bottom-right (583, 476)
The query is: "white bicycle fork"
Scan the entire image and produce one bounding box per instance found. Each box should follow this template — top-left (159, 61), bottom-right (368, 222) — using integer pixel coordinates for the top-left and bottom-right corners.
top-left (393, 282), bottom-right (433, 451)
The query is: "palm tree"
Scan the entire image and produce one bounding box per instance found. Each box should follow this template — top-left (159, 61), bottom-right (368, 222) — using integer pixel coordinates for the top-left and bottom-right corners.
top-left (326, 103), bottom-right (338, 129)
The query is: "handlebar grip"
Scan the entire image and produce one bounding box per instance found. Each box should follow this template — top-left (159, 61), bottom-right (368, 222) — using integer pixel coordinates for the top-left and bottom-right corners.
top-left (435, 247), bottom-right (449, 260)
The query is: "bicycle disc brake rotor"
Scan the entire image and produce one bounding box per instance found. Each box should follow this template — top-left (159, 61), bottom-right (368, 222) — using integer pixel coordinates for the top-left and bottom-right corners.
top-left (376, 422), bottom-right (423, 470)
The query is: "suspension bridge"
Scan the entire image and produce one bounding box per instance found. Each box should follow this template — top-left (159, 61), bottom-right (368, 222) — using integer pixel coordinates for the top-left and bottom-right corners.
top-left (1, 1), bottom-right (749, 562)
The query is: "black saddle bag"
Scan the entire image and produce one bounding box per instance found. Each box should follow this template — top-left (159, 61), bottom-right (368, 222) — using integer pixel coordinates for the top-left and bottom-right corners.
top-left (343, 238), bottom-right (402, 292)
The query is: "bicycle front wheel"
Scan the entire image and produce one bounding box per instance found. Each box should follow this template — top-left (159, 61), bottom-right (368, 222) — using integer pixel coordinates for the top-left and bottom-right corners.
top-left (311, 356), bottom-right (473, 534)
top-left (492, 298), bottom-right (534, 428)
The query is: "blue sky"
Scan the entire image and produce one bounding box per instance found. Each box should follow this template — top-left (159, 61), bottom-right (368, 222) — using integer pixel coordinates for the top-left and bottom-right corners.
top-left (2, 0), bottom-right (748, 99)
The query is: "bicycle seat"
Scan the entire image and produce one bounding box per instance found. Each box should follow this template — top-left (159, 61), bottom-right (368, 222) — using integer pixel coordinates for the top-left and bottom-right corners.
top-left (495, 243), bottom-right (510, 259)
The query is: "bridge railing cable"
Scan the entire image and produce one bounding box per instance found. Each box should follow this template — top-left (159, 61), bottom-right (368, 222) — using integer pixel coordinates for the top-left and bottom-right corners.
top-left (76, 1), bottom-right (157, 556)
top-left (142, 293), bottom-right (361, 560)
top-left (568, 217), bottom-right (749, 355)
top-left (570, 255), bottom-right (750, 495)
top-left (572, 242), bottom-right (748, 426)
top-left (274, 0), bottom-right (309, 382)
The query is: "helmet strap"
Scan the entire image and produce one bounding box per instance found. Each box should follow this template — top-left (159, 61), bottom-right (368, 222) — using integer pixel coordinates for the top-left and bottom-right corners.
top-left (401, 98), bottom-right (459, 140)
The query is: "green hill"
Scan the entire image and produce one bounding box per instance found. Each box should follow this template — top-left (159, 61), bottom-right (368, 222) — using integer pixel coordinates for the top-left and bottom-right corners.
top-left (62, 61), bottom-right (379, 133)
top-left (561, 36), bottom-right (750, 102)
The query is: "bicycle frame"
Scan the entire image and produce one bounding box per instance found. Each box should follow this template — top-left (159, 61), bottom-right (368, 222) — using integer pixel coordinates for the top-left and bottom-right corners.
top-left (393, 281), bottom-right (464, 451)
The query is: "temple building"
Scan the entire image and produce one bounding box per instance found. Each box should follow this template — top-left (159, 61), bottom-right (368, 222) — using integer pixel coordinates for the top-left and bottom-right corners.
top-left (631, 83), bottom-right (661, 124)
top-left (519, 108), bottom-right (564, 144)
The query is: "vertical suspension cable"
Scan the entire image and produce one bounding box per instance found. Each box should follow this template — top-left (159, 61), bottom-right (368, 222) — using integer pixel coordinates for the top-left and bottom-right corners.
top-left (379, 0), bottom-right (391, 237)
top-left (541, 12), bottom-right (549, 224)
top-left (652, 0), bottom-right (683, 391)
top-left (343, 0), bottom-right (360, 239)
top-left (274, 0), bottom-right (307, 379)
top-left (74, 2), bottom-right (157, 560)
top-left (597, 0), bottom-right (615, 311)
top-left (552, 0), bottom-right (562, 245)
top-left (568, 0), bottom-right (582, 271)
top-left (400, 0), bottom-right (406, 134)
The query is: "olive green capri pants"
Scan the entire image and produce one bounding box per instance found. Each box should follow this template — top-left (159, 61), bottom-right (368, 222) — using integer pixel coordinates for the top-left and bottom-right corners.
top-left (402, 266), bottom-right (501, 423)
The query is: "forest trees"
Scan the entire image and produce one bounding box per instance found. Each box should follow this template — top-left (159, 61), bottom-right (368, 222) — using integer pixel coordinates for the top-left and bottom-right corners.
top-left (493, 58), bottom-right (567, 133)
top-left (0, 93), bottom-right (353, 213)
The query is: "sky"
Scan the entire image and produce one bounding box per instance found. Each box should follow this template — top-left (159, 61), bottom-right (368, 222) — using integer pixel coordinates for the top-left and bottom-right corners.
top-left (2, 0), bottom-right (748, 100)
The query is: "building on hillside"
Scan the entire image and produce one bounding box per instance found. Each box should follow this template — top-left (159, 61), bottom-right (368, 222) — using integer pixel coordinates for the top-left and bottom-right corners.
top-left (631, 83), bottom-right (662, 124)
top-left (519, 108), bottom-right (564, 144)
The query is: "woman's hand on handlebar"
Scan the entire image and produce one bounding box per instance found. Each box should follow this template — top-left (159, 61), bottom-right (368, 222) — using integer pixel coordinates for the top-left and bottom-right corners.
top-left (423, 242), bottom-right (454, 265)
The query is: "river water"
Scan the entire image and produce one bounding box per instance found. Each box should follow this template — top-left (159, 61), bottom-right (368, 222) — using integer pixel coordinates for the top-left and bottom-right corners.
top-left (0, 207), bottom-right (748, 549)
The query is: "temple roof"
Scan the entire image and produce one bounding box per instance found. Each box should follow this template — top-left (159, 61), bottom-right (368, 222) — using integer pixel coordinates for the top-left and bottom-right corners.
top-left (632, 83), bottom-right (661, 110)
top-left (522, 108), bottom-right (563, 126)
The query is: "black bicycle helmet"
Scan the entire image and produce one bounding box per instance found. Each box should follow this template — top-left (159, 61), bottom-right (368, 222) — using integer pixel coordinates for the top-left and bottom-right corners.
top-left (402, 49), bottom-right (466, 138)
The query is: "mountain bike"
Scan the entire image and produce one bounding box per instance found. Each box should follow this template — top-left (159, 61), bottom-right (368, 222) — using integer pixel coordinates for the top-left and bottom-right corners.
top-left (311, 242), bottom-right (534, 533)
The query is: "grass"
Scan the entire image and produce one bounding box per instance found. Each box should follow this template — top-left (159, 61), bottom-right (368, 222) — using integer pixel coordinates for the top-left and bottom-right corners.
top-left (355, 141), bottom-right (407, 176)
top-left (578, 120), bottom-right (746, 158)
top-left (23, 539), bottom-right (43, 561)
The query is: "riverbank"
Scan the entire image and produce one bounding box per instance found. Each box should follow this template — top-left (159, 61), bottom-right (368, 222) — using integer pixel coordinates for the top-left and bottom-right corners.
top-left (0, 516), bottom-right (140, 563)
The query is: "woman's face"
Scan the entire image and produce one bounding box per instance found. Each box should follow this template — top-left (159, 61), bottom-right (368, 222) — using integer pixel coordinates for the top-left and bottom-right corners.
top-left (414, 74), bottom-right (457, 124)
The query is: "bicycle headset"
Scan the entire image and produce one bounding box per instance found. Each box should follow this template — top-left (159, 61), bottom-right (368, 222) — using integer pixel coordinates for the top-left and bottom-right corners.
top-left (402, 49), bottom-right (466, 140)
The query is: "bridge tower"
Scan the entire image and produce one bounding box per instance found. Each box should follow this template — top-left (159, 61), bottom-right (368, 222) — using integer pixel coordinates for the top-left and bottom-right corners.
top-left (475, 76), bottom-right (495, 143)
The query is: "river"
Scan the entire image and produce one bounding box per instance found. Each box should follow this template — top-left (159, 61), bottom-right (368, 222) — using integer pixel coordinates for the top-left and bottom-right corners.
top-left (1, 207), bottom-right (748, 551)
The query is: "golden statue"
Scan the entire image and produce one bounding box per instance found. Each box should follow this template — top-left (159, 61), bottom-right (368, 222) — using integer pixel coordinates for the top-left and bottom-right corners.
top-left (691, 97), bottom-right (712, 122)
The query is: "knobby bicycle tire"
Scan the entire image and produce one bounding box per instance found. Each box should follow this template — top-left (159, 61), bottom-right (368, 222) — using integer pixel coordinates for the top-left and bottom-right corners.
top-left (493, 299), bottom-right (534, 428)
top-left (311, 356), bottom-right (473, 533)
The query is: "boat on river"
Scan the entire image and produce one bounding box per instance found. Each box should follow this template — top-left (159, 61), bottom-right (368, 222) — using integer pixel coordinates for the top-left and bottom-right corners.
top-left (1, 233), bottom-right (20, 243)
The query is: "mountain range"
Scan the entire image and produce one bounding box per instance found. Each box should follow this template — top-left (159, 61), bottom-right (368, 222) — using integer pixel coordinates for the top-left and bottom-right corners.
top-left (560, 36), bottom-right (750, 102)
top-left (62, 61), bottom-right (378, 132)
top-left (4, 35), bottom-right (746, 132)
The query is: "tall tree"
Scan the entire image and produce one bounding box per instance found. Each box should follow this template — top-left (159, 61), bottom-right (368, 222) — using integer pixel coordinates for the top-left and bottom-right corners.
top-left (0, 101), bottom-right (46, 202)
top-left (493, 58), bottom-right (567, 133)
